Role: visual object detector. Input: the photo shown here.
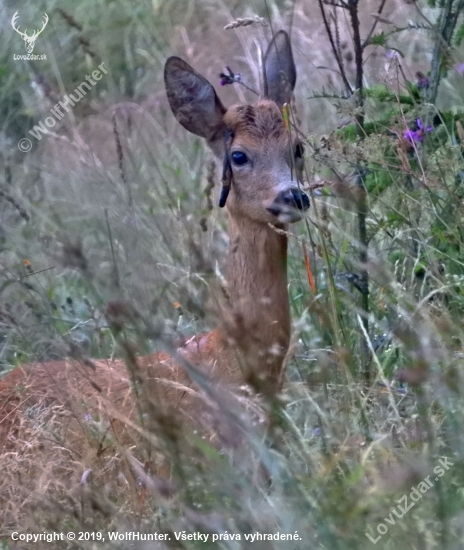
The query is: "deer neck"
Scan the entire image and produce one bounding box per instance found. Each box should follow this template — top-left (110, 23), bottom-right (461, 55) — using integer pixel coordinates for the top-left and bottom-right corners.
top-left (219, 214), bottom-right (291, 388)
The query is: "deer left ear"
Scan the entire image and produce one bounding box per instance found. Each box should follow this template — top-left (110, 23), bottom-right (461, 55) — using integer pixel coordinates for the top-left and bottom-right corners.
top-left (263, 31), bottom-right (297, 107)
top-left (164, 57), bottom-right (227, 155)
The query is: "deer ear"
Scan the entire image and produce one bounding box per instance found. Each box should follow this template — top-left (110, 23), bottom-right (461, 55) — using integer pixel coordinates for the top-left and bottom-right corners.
top-left (263, 31), bottom-right (296, 107)
top-left (164, 57), bottom-right (227, 152)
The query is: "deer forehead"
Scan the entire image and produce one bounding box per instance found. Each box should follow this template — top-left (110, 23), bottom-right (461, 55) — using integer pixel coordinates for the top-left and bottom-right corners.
top-left (223, 100), bottom-right (289, 152)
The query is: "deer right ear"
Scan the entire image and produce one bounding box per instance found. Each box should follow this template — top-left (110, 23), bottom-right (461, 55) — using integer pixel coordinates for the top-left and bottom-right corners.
top-left (164, 57), bottom-right (227, 152)
top-left (263, 31), bottom-right (297, 107)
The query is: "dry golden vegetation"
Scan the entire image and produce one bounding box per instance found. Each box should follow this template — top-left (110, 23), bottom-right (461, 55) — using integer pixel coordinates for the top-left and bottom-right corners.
top-left (1, 0), bottom-right (464, 548)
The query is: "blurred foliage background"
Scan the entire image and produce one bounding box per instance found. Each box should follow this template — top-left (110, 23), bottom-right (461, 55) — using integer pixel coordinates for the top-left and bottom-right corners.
top-left (1, 0), bottom-right (464, 548)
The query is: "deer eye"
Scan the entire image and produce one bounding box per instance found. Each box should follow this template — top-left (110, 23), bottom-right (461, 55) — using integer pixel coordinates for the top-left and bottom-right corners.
top-left (231, 151), bottom-right (248, 166)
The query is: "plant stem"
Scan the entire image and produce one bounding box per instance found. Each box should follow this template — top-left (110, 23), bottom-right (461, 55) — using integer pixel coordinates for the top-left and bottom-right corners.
top-left (348, 0), bottom-right (370, 382)
top-left (427, 0), bottom-right (464, 105)
top-left (317, 0), bottom-right (352, 95)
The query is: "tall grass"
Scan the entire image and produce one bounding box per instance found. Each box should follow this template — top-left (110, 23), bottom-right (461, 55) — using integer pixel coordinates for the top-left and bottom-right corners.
top-left (1, 0), bottom-right (464, 548)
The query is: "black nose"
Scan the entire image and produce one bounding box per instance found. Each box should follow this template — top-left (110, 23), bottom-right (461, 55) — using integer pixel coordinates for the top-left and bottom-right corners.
top-left (267, 188), bottom-right (310, 219)
top-left (281, 188), bottom-right (310, 211)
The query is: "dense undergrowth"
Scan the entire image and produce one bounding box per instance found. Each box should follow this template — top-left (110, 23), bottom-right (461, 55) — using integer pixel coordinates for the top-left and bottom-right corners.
top-left (1, 0), bottom-right (464, 548)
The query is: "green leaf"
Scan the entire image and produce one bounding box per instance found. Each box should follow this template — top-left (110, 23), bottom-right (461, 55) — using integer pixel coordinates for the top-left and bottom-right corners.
top-left (455, 22), bottom-right (464, 46)
top-left (369, 32), bottom-right (387, 46)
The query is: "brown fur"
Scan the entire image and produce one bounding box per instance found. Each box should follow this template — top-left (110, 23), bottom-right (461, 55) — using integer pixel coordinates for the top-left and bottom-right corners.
top-left (224, 101), bottom-right (288, 142)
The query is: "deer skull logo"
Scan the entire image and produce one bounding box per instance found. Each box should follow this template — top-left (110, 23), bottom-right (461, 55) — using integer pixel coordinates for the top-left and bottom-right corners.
top-left (11, 11), bottom-right (49, 54)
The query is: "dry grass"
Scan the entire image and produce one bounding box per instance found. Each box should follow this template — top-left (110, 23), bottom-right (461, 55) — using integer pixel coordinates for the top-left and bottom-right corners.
top-left (1, 0), bottom-right (464, 548)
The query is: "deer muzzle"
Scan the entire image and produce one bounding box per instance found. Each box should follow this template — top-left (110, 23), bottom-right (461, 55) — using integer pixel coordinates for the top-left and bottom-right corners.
top-left (267, 187), bottom-right (310, 223)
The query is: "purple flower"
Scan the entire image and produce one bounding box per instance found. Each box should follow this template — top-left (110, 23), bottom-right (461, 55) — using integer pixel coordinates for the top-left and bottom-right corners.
top-left (454, 62), bottom-right (464, 76)
top-left (219, 66), bottom-right (241, 86)
top-left (404, 118), bottom-right (433, 144)
top-left (416, 71), bottom-right (429, 90)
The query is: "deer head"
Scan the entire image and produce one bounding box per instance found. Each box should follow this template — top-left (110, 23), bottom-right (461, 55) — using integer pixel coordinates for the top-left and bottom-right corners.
top-left (164, 31), bottom-right (309, 226)
top-left (12, 11), bottom-right (49, 54)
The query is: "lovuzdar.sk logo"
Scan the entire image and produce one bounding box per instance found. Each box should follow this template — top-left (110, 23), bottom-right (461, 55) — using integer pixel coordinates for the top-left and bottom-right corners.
top-left (11, 10), bottom-right (49, 60)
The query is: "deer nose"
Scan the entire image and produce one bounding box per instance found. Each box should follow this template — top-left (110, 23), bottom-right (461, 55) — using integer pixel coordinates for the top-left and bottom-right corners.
top-left (267, 188), bottom-right (310, 217)
top-left (282, 188), bottom-right (310, 210)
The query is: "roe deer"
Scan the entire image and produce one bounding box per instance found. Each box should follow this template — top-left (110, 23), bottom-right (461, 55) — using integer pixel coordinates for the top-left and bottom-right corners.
top-left (0, 31), bottom-right (309, 462)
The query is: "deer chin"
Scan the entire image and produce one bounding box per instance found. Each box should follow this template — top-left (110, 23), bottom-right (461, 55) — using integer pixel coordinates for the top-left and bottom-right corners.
top-left (266, 206), bottom-right (305, 225)
top-left (279, 210), bottom-right (305, 224)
